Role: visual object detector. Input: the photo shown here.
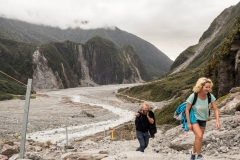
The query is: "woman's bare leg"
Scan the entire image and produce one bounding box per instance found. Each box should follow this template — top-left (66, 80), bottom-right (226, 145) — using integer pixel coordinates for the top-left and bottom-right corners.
top-left (192, 123), bottom-right (205, 154)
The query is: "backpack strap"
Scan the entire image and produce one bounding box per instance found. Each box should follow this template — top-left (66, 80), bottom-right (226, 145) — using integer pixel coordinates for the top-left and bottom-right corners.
top-left (192, 92), bottom-right (198, 106)
top-left (207, 92), bottom-right (212, 116)
top-left (192, 92), bottom-right (211, 106)
top-left (207, 92), bottom-right (211, 104)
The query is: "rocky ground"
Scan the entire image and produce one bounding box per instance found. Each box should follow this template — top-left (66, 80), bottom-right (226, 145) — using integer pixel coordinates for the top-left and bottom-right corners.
top-left (0, 84), bottom-right (240, 160)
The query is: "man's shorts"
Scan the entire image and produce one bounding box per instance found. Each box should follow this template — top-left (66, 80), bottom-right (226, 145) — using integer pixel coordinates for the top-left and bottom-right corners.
top-left (197, 120), bottom-right (207, 129)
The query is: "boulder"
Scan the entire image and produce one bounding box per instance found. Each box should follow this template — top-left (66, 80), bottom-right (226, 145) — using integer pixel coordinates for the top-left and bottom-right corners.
top-left (1, 144), bottom-right (19, 156)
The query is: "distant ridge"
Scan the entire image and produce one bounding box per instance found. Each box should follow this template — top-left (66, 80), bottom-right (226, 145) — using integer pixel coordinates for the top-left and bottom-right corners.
top-left (0, 17), bottom-right (173, 78)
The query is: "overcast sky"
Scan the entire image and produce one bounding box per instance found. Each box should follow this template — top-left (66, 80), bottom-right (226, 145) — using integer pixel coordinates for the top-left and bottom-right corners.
top-left (0, 0), bottom-right (239, 60)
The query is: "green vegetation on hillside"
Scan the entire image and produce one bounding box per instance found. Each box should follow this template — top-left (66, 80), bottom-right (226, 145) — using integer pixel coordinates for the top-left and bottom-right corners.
top-left (0, 71), bottom-right (27, 100)
top-left (125, 69), bottom-right (200, 102)
top-left (0, 38), bottom-right (36, 100)
top-left (0, 38), bottom-right (36, 78)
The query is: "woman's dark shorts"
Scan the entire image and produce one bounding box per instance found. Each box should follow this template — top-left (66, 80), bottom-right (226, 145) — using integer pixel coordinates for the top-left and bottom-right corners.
top-left (197, 120), bottom-right (207, 129)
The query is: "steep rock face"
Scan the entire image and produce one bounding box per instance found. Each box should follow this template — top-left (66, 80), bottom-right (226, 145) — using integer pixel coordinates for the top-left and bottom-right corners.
top-left (119, 45), bottom-right (145, 83)
top-left (83, 40), bottom-right (123, 85)
top-left (218, 29), bottom-right (240, 97)
top-left (234, 33), bottom-right (240, 86)
top-left (77, 44), bottom-right (98, 87)
top-left (82, 37), bottom-right (145, 85)
top-left (32, 37), bottom-right (146, 89)
top-left (32, 49), bottom-right (64, 90)
top-left (33, 43), bottom-right (80, 90)
top-left (51, 41), bottom-right (80, 88)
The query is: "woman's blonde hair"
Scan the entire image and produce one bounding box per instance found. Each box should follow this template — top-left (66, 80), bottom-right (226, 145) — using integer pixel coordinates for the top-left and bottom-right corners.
top-left (192, 77), bottom-right (213, 93)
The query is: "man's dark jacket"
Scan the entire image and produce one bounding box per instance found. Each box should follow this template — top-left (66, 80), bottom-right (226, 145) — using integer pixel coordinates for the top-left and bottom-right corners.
top-left (135, 110), bottom-right (157, 137)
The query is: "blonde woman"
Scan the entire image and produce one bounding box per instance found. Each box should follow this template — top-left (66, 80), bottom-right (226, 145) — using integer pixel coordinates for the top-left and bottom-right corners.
top-left (185, 77), bottom-right (220, 160)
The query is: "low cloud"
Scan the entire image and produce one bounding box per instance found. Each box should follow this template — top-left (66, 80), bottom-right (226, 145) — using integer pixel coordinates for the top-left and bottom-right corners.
top-left (0, 0), bottom-right (239, 60)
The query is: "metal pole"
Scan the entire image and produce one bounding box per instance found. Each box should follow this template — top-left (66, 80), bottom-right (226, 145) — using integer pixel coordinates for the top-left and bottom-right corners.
top-left (66, 126), bottom-right (68, 148)
top-left (104, 128), bottom-right (105, 137)
top-left (19, 79), bottom-right (32, 158)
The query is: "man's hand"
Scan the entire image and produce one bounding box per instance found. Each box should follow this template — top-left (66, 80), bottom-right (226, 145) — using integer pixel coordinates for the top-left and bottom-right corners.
top-left (146, 111), bottom-right (149, 117)
top-left (135, 112), bottom-right (140, 117)
top-left (147, 111), bottom-right (154, 124)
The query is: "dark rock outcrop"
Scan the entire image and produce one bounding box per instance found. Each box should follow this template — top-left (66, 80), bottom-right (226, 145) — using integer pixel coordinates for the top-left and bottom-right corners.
top-left (33, 37), bottom-right (147, 89)
top-left (217, 29), bottom-right (240, 97)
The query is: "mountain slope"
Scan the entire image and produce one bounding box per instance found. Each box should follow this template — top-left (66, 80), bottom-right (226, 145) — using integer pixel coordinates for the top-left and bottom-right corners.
top-left (0, 36), bottom-right (148, 98)
top-left (120, 2), bottom-right (240, 125)
top-left (170, 5), bottom-right (233, 73)
top-left (0, 17), bottom-right (173, 78)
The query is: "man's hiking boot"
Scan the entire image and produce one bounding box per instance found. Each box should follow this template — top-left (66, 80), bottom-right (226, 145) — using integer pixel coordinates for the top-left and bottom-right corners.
top-left (190, 151), bottom-right (195, 160)
top-left (196, 154), bottom-right (203, 159)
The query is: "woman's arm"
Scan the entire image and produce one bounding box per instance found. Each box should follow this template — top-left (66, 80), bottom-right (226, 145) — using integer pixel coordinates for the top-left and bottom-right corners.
top-left (185, 103), bottom-right (192, 130)
top-left (211, 101), bottom-right (220, 129)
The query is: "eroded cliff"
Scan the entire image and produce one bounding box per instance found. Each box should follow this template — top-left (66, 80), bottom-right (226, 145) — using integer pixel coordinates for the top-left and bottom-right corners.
top-left (32, 37), bottom-right (147, 89)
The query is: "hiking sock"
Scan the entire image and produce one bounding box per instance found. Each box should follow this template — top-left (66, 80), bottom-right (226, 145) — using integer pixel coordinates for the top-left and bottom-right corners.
top-left (191, 151), bottom-right (196, 156)
top-left (196, 154), bottom-right (203, 159)
top-left (190, 151), bottom-right (196, 160)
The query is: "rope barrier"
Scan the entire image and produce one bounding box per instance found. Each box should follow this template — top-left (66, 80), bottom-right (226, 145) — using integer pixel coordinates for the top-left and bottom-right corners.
top-left (0, 70), bottom-right (27, 87)
top-left (0, 70), bottom-right (37, 94)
